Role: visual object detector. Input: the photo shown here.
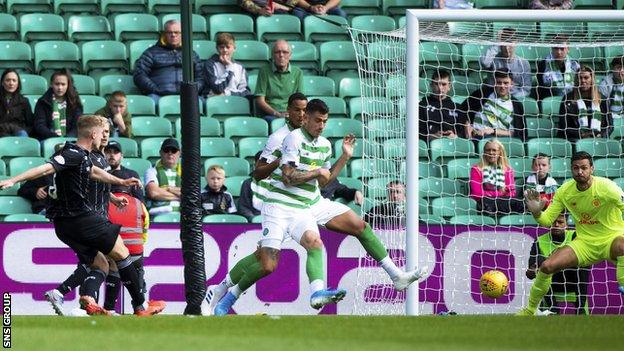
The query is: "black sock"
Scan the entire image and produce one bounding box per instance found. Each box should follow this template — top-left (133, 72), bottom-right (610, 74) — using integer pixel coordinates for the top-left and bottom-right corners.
top-left (57, 264), bottom-right (90, 295)
top-left (103, 271), bottom-right (121, 311)
top-left (132, 255), bottom-right (146, 293)
top-left (116, 255), bottom-right (145, 309)
top-left (79, 269), bottom-right (106, 301)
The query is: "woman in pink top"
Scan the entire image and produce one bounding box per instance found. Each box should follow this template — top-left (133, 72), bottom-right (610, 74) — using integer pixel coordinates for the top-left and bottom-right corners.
top-left (470, 139), bottom-right (524, 216)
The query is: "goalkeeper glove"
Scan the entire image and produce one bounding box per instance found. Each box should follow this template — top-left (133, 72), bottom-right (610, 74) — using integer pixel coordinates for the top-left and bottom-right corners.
top-left (524, 189), bottom-right (544, 214)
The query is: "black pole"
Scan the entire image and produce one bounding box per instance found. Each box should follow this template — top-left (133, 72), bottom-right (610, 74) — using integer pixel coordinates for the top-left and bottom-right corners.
top-left (179, 0), bottom-right (205, 316)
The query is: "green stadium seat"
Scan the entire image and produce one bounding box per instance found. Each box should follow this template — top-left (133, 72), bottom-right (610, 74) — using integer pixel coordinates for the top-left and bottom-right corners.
top-left (573, 0), bottom-right (613, 8)
top-left (223, 117), bottom-right (268, 140)
top-left (430, 138), bottom-right (475, 162)
top-left (126, 95), bottom-right (156, 116)
top-left (81, 41), bottom-right (128, 74)
top-left (0, 196), bottom-right (32, 216)
top-left (350, 159), bottom-right (396, 179)
top-left (498, 214), bottom-right (539, 226)
top-left (525, 117), bottom-right (554, 139)
top-left (139, 137), bottom-right (168, 160)
top-left (527, 138), bottom-right (572, 159)
top-left (161, 14), bottom-right (208, 40)
top-left (224, 176), bottom-right (248, 197)
top-left (205, 95), bottom-right (251, 121)
top-left (99, 75), bottom-right (140, 96)
top-left (340, 0), bottom-right (380, 15)
top-left (195, 0), bottom-right (238, 15)
top-left (20, 13), bottom-right (65, 42)
top-left (334, 137), bottom-right (368, 159)
top-left (54, 0), bottom-right (99, 15)
top-left (604, 46), bottom-right (624, 73)
top-left (209, 14), bottom-right (255, 41)
top-left (238, 137), bottom-right (268, 161)
top-left (251, 215), bottom-right (262, 223)
top-left (202, 214), bottom-right (248, 223)
top-left (41, 137), bottom-right (75, 158)
top-left (541, 96), bottom-right (563, 120)
top-left (319, 41), bottom-right (357, 73)
top-left (613, 177), bottom-right (624, 190)
top-left (418, 198), bottom-right (429, 215)
top-left (323, 118), bottom-right (363, 141)
top-left (192, 40), bottom-right (217, 60)
top-left (448, 215), bottom-right (496, 225)
top-left (339, 77), bottom-right (360, 100)
top-left (492, 22), bottom-right (538, 40)
top-left (450, 74), bottom-right (481, 97)
top-left (204, 157), bottom-right (250, 177)
top-left (522, 98), bottom-right (540, 118)
top-left (7, 0), bottom-right (51, 14)
top-left (157, 95), bottom-right (181, 120)
top-left (25, 95), bottom-right (40, 112)
top-left (0, 159), bottom-right (6, 175)
top-left (302, 76), bottom-right (336, 96)
top-left (270, 118), bottom-right (285, 133)
top-left (431, 196), bottom-right (478, 217)
top-left (567, 46), bottom-right (604, 71)
top-left (478, 138), bottom-right (525, 158)
top-left (100, 0), bottom-right (146, 15)
top-left (153, 212), bottom-right (180, 223)
top-left (256, 15), bottom-right (302, 42)
top-left (132, 117), bottom-right (173, 138)
top-left (67, 16), bottom-right (112, 42)
top-left (445, 158), bottom-right (480, 179)
top-left (114, 14), bottom-right (159, 42)
top-left (419, 177), bottom-right (465, 199)
top-left (121, 157), bottom-right (152, 176)
top-left (129, 40), bottom-right (156, 71)
top-left (447, 22), bottom-right (488, 37)
top-left (4, 213), bottom-right (48, 222)
top-left (304, 15), bottom-right (349, 43)
top-left (148, 0), bottom-right (179, 14)
top-left (109, 137), bottom-right (138, 158)
top-left (382, 138), bottom-right (405, 159)
top-left (72, 75), bottom-right (96, 95)
top-left (0, 137), bottom-right (40, 159)
top-left (337, 176), bottom-right (363, 192)
top-left (593, 158), bottom-right (624, 178)
top-left (0, 175), bottom-right (18, 195)
top-left (540, 22), bottom-right (586, 41)
top-left (20, 74), bottom-right (47, 95)
top-left (289, 41), bottom-right (319, 74)
top-left (0, 13), bottom-right (18, 40)
top-left (233, 40), bottom-right (270, 71)
top-left (366, 177), bottom-right (393, 199)
top-left (349, 97), bottom-right (395, 120)
top-left (175, 117), bottom-right (221, 138)
top-left (382, 0), bottom-right (428, 17)
top-left (420, 41), bottom-right (461, 71)
top-left (419, 214), bottom-right (446, 225)
top-left (475, 0), bottom-right (517, 8)
top-left (351, 15), bottom-right (395, 32)
top-left (549, 158), bottom-right (572, 178)
top-left (80, 95), bottom-right (106, 114)
top-left (419, 139), bottom-right (428, 159)
top-left (9, 156), bottom-right (45, 176)
top-left (366, 41), bottom-right (405, 72)
top-left (508, 157), bottom-right (534, 178)
top-left (200, 137), bottom-right (236, 158)
top-left (33, 41), bottom-right (80, 73)
top-left (418, 160), bottom-right (442, 178)
top-left (575, 139), bottom-right (622, 158)
top-left (309, 96), bottom-right (347, 118)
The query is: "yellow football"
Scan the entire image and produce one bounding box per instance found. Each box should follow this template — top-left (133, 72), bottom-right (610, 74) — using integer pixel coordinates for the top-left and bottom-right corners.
top-left (479, 270), bottom-right (509, 298)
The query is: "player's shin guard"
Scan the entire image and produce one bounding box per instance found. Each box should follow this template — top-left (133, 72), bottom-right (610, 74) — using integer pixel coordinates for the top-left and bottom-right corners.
top-left (237, 261), bottom-right (266, 292)
top-left (527, 270), bottom-right (553, 312)
top-left (116, 255), bottom-right (145, 308)
top-left (79, 269), bottom-right (106, 301)
top-left (358, 224), bottom-right (389, 262)
top-left (57, 264), bottom-right (90, 295)
top-left (306, 248), bottom-right (325, 293)
top-left (228, 253), bottom-right (260, 285)
top-left (617, 256), bottom-right (624, 288)
top-left (103, 271), bottom-right (121, 311)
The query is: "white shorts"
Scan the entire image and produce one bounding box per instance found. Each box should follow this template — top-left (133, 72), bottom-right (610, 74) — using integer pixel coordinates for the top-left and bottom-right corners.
top-left (310, 197), bottom-right (351, 226)
top-left (259, 202), bottom-right (318, 250)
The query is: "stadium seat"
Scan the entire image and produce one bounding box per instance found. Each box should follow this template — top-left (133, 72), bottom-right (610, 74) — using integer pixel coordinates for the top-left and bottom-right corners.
top-left (593, 158), bottom-right (624, 178)
top-left (339, 77), bottom-right (360, 100)
top-left (129, 40), bottom-right (156, 71)
top-left (0, 13), bottom-right (18, 40)
top-left (573, 0), bottom-right (613, 8)
top-left (522, 98), bottom-right (540, 118)
top-left (366, 177), bottom-right (394, 199)
top-left (526, 138), bottom-right (572, 159)
top-left (54, 0), bottom-right (99, 15)
top-left (67, 16), bottom-right (113, 42)
top-left (447, 22), bottom-right (488, 38)
top-left (604, 46), bottom-right (624, 74)
top-left (270, 118), bottom-right (285, 133)
top-left (81, 41), bottom-right (128, 74)
top-left (418, 198), bottom-right (429, 215)
top-left (9, 156), bottom-right (45, 176)
top-left (192, 40), bottom-right (217, 60)
top-left (0, 175), bottom-right (17, 195)
top-left (310, 96), bottom-right (347, 118)
top-left (33, 41), bottom-right (80, 73)
top-left (132, 117), bottom-right (173, 138)
top-left (256, 15), bottom-right (302, 42)
top-left (7, 0), bottom-right (51, 14)
top-left (448, 215), bottom-right (496, 226)
top-left (209, 14), bottom-right (255, 41)
top-left (204, 157), bottom-right (250, 177)
top-left (445, 158), bottom-right (480, 180)
top-left (20, 14), bottom-right (65, 42)
top-left (157, 95), bottom-right (182, 120)
top-left (351, 15), bottom-right (395, 32)
top-left (419, 139), bottom-right (428, 159)
top-left (366, 41), bottom-right (405, 72)
top-left (41, 137), bottom-right (75, 158)
top-left (0, 160), bottom-right (5, 176)
top-left (419, 178), bottom-right (465, 199)
top-left (549, 158), bottom-right (572, 178)
top-left (451, 74), bottom-right (481, 97)
top-left (461, 43), bottom-right (487, 71)
top-left (474, 0), bottom-right (517, 8)
top-left (205, 95), bottom-right (251, 121)
top-left (71, 75), bottom-right (96, 95)
top-left (349, 97), bottom-right (395, 120)
top-left (0, 137), bottom-right (40, 159)
top-left (498, 214), bottom-right (539, 226)
top-left (109, 137), bottom-right (139, 158)
top-left (289, 41), bottom-right (319, 74)
top-left (224, 176), bottom-right (248, 197)
top-left (80, 95), bottom-right (107, 114)
top-left (337, 176), bottom-right (363, 192)
top-left (139, 137), bottom-right (168, 160)
top-left (508, 157), bottom-right (534, 178)
top-left (200, 137), bottom-right (236, 158)
top-left (568, 46), bottom-right (605, 72)
top-left (202, 214), bottom-right (248, 223)
top-left (20, 74), bottom-right (47, 95)
top-left (382, 138), bottom-right (405, 159)
top-left (0, 196), bottom-right (32, 216)
top-left (575, 139), bottom-right (622, 158)
top-left (126, 95), bottom-right (156, 116)
top-left (540, 22), bottom-right (587, 41)
top-left (114, 14), bottom-right (159, 42)
top-left (382, 0), bottom-right (428, 16)
top-left (350, 159), bottom-right (396, 179)
top-left (335, 137), bottom-right (366, 159)
top-left (541, 96), bottom-right (564, 124)
top-left (99, 75), bottom-right (140, 96)
top-left (238, 137), bottom-right (268, 161)
top-left (223, 117), bottom-right (269, 140)
top-left (147, 0), bottom-right (180, 14)
top-left (419, 214), bottom-right (446, 225)
top-left (478, 138), bottom-right (525, 158)
top-left (161, 14), bottom-right (208, 39)
top-left (319, 41), bottom-right (357, 73)
top-left (525, 117), bottom-right (554, 139)
top-left (304, 15), bottom-right (349, 43)
top-left (302, 76), bottom-right (336, 96)
top-left (323, 118), bottom-right (363, 141)
top-left (153, 212), bottom-right (181, 223)
top-left (431, 196), bottom-right (478, 217)
top-left (232, 40), bottom-right (270, 71)
top-left (4, 213), bottom-right (48, 222)
top-left (430, 138), bottom-right (475, 161)
top-left (418, 160), bottom-right (442, 178)
top-left (613, 177), bottom-right (624, 190)
top-left (175, 117), bottom-right (221, 138)
top-left (195, 0), bottom-right (238, 15)
top-left (340, 0), bottom-right (381, 15)
top-left (100, 0), bottom-right (146, 15)
top-left (420, 41), bottom-right (461, 71)
top-left (25, 95), bottom-right (40, 112)
top-left (121, 157), bottom-right (152, 176)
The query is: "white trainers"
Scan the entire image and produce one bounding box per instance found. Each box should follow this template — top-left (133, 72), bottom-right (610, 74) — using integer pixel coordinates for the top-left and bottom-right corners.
top-left (44, 289), bottom-right (65, 316)
top-left (205, 284), bottom-right (228, 315)
top-left (392, 266), bottom-right (427, 291)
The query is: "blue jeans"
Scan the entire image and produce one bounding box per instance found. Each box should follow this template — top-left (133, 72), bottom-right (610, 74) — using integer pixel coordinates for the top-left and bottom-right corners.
top-left (14, 129), bottom-right (28, 137)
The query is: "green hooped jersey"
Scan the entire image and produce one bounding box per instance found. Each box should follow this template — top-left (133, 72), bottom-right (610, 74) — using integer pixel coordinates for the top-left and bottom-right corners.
top-left (258, 127), bottom-right (332, 209)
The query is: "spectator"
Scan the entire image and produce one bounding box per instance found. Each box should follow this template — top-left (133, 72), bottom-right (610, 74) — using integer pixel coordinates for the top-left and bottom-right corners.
top-left (95, 91), bottom-right (132, 138)
top-left (240, 0), bottom-right (300, 18)
top-left (202, 33), bottom-right (251, 98)
top-left (536, 34), bottom-right (580, 100)
top-left (255, 40), bottom-right (303, 122)
top-left (481, 28), bottom-right (531, 99)
top-left (321, 178), bottom-right (363, 205)
top-left (238, 151), bottom-right (262, 222)
top-left (201, 165), bottom-right (237, 216)
top-left (104, 140), bottom-right (144, 202)
top-left (296, 0), bottom-right (348, 19)
top-left (133, 20), bottom-right (204, 104)
top-left (528, 0), bottom-right (573, 9)
top-left (33, 69), bottom-right (83, 140)
top-left (558, 65), bottom-right (610, 142)
top-left (433, 0), bottom-right (474, 9)
top-left (525, 153), bottom-right (558, 209)
top-left (144, 138), bottom-right (181, 216)
top-left (419, 69), bottom-right (469, 141)
top-left (598, 55), bottom-right (624, 121)
top-left (364, 180), bottom-right (406, 228)
top-left (469, 139), bottom-right (524, 217)
top-left (463, 69), bottom-right (526, 141)
top-left (0, 69), bottom-right (33, 137)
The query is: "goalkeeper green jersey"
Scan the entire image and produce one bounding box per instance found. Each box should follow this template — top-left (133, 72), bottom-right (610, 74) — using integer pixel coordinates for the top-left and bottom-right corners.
top-left (537, 176), bottom-right (624, 242)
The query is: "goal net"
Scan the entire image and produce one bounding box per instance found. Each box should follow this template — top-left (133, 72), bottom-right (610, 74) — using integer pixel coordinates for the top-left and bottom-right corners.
top-left (348, 9), bottom-right (624, 315)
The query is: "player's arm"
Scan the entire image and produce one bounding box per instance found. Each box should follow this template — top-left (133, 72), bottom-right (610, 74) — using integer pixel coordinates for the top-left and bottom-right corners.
top-left (90, 166), bottom-right (141, 187)
top-left (0, 163), bottom-right (56, 189)
top-left (525, 187), bottom-right (564, 227)
top-left (325, 134), bottom-right (355, 186)
top-left (253, 135), bottom-right (283, 181)
top-left (109, 193), bottom-right (128, 208)
top-left (281, 163), bottom-right (329, 186)
top-left (253, 158), bottom-right (280, 181)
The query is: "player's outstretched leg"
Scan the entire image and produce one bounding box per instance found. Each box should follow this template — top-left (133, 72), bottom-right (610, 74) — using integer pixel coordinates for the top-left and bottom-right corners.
top-left (45, 263), bottom-right (92, 316)
top-left (516, 271), bottom-right (552, 316)
top-left (611, 237), bottom-right (624, 294)
top-left (79, 253), bottom-right (111, 316)
top-left (206, 252), bottom-right (259, 315)
top-left (103, 270), bottom-right (121, 314)
top-left (44, 289), bottom-right (65, 316)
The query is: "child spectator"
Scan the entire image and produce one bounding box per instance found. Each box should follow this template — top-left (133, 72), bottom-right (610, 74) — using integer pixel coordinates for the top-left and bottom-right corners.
top-left (203, 33), bottom-right (251, 98)
top-left (0, 69), bottom-right (33, 137)
top-left (33, 69), bottom-right (83, 140)
top-left (599, 55), bottom-right (624, 121)
top-left (201, 165), bottom-right (237, 216)
top-left (525, 153), bottom-right (558, 209)
top-left (95, 91), bottom-right (132, 137)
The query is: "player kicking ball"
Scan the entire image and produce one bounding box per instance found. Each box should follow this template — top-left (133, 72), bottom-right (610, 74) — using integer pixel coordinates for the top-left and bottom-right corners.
top-left (517, 151), bottom-right (624, 315)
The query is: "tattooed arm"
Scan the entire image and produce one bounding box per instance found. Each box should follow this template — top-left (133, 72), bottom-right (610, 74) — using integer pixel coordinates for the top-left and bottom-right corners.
top-left (281, 163), bottom-right (330, 186)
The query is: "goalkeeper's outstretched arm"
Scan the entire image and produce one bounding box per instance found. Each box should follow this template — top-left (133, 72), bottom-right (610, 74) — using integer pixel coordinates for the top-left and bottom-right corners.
top-left (525, 188), bottom-right (565, 227)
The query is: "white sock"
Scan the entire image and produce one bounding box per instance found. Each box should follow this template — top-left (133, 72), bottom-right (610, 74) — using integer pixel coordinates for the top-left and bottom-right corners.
top-left (309, 279), bottom-right (325, 295)
top-left (380, 256), bottom-right (403, 280)
top-left (223, 274), bottom-right (234, 288)
top-left (230, 285), bottom-right (242, 298)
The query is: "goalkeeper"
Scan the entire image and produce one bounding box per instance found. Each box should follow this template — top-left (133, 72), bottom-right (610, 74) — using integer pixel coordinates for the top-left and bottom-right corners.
top-left (518, 151), bottom-right (624, 315)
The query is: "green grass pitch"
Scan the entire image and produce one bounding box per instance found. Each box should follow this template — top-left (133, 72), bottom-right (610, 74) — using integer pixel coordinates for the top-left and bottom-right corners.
top-left (10, 315), bottom-right (624, 350)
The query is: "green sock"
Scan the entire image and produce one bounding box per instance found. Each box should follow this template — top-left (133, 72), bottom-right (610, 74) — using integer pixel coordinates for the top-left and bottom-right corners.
top-left (527, 270), bottom-right (553, 311)
top-left (228, 253), bottom-right (260, 285)
top-left (306, 248), bottom-right (324, 283)
top-left (237, 262), bottom-right (266, 291)
top-left (358, 224), bottom-right (389, 262)
top-left (617, 256), bottom-right (624, 287)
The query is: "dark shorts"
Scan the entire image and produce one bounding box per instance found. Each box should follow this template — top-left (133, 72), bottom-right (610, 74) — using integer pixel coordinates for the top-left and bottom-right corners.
top-left (54, 214), bottom-right (121, 265)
